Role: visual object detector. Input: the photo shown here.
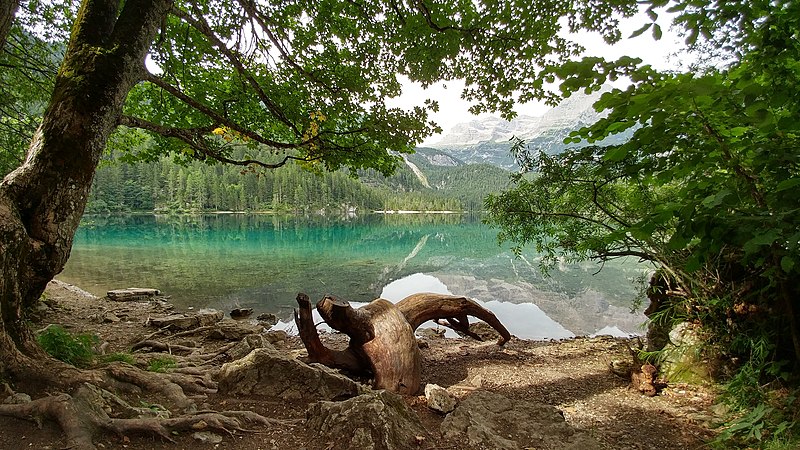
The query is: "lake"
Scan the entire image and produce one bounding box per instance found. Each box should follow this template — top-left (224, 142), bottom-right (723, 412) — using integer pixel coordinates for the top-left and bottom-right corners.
top-left (58, 213), bottom-right (650, 339)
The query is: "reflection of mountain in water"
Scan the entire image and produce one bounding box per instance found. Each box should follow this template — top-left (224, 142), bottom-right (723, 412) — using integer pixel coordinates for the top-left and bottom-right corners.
top-left (432, 273), bottom-right (645, 337)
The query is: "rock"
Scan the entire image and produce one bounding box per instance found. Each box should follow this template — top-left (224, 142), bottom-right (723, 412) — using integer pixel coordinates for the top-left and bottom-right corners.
top-left (207, 319), bottom-right (263, 340)
top-left (441, 391), bottom-right (600, 450)
top-left (102, 312), bottom-right (121, 323)
top-left (230, 308), bottom-right (253, 319)
top-left (107, 288), bottom-right (160, 302)
top-left (660, 322), bottom-right (717, 383)
top-left (3, 393), bottom-right (31, 404)
top-left (146, 309), bottom-right (223, 330)
top-left (416, 327), bottom-right (445, 339)
top-left (609, 359), bottom-right (635, 378)
top-left (223, 334), bottom-right (275, 361)
top-left (264, 330), bottom-right (288, 345)
top-left (424, 384), bottom-right (457, 414)
top-left (257, 313), bottom-right (279, 326)
top-left (192, 431), bottom-right (223, 444)
top-left (306, 390), bottom-right (427, 450)
top-left (467, 321), bottom-right (501, 341)
top-left (217, 347), bottom-right (361, 401)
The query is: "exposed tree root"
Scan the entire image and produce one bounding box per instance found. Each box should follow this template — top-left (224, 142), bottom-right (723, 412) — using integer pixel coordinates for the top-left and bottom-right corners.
top-left (0, 382), bottom-right (275, 450)
top-left (2, 311), bottom-right (288, 447)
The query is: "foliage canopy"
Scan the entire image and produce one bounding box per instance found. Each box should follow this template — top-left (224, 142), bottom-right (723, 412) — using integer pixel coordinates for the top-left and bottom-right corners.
top-left (486, 1), bottom-right (800, 444)
top-left (1, 0), bottom-right (642, 178)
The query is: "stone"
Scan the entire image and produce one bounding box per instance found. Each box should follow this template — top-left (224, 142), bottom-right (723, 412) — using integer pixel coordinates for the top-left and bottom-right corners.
top-left (107, 288), bottom-right (160, 302)
top-left (306, 390), bottom-right (427, 450)
top-left (660, 322), bottom-right (716, 383)
top-left (207, 319), bottom-right (263, 340)
top-left (441, 391), bottom-right (600, 450)
top-left (102, 312), bottom-right (121, 323)
top-left (257, 312), bottom-right (279, 326)
top-left (416, 327), bottom-right (445, 339)
top-left (264, 330), bottom-right (288, 344)
top-left (223, 334), bottom-right (275, 361)
top-left (192, 431), bottom-right (223, 444)
top-left (217, 347), bottom-right (361, 401)
top-left (230, 308), bottom-right (253, 319)
top-left (3, 393), bottom-right (31, 404)
top-left (146, 309), bottom-right (223, 330)
top-left (424, 383), bottom-right (457, 414)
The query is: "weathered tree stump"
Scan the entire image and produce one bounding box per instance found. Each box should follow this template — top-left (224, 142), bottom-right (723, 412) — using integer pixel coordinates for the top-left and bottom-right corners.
top-left (294, 292), bottom-right (511, 395)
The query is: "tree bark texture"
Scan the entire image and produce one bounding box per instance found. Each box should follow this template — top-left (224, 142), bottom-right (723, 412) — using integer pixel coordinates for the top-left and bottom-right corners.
top-left (295, 292), bottom-right (511, 395)
top-left (0, 0), bottom-right (173, 378)
top-left (0, 0), bottom-right (18, 50)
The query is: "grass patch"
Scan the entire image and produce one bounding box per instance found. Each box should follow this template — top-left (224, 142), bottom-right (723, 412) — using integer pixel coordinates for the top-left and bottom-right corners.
top-left (147, 356), bottom-right (176, 373)
top-left (101, 352), bottom-right (136, 365)
top-left (36, 325), bottom-right (97, 368)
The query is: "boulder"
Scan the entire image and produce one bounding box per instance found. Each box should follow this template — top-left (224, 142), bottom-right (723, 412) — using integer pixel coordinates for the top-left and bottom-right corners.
top-left (660, 322), bottom-right (716, 383)
top-left (222, 334), bottom-right (275, 361)
top-left (424, 383), bottom-right (457, 414)
top-left (146, 309), bottom-right (223, 330)
top-left (306, 390), bottom-right (426, 450)
top-left (441, 391), bottom-right (600, 450)
top-left (217, 347), bottom-right (361, 401)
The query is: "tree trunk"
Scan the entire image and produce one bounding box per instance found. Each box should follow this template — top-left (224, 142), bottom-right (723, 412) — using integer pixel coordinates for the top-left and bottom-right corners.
top-left (0, 0), bottom-right (172, 381)
top-left (295, 292), bottom-right (511, 395)
top-left (0, 0), bottom-right (18, 50)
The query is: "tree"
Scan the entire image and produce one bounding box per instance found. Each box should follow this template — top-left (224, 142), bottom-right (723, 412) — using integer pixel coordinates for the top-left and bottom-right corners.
top-left (486, 0), bottom-right (800, 440)
top-left (0, 0), bottom-right (644, 445)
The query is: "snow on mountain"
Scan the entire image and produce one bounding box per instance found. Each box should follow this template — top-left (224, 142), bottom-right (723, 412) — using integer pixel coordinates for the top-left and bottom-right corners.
top-left (433, 86), bottom-right (610, 147)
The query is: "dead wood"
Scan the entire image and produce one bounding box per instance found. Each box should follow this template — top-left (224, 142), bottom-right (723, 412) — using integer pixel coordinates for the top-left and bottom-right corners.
top-left (396, 293), bottom-right (512, 345)
top-left (293, 293), bottom-right (366, 373)
top-left (295, 291), bottom-right (511, 395)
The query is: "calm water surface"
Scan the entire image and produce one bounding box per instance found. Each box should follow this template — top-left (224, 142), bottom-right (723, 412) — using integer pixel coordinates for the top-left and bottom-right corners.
top-left (59, 214), bottom-right (650, 339)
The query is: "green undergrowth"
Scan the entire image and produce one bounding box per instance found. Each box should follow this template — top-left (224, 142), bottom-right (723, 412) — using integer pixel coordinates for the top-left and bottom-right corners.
top-left (147, 356), bottom-right (176, 373)
top-left (36, 325), bottom-right (98, 368)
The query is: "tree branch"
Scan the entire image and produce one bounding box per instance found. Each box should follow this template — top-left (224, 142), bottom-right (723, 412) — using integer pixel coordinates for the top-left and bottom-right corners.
top-left (171, 6), bottom-right (300, 135)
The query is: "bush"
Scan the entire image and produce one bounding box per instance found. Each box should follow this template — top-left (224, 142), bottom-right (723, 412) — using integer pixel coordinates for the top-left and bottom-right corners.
top-left (36, 325), bottom-right (97, 368)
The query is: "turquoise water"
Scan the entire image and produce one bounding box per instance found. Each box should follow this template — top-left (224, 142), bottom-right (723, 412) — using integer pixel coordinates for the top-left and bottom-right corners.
top-left (59, 214), bottom-right (650, 338)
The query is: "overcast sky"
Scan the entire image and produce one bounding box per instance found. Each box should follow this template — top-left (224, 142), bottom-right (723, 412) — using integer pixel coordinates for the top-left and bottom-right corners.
top-left (390, 10), bottom-right (686, 145)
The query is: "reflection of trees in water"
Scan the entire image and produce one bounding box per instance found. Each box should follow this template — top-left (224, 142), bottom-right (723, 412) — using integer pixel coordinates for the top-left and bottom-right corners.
top-left (371, 234), bottom-right (430, 292)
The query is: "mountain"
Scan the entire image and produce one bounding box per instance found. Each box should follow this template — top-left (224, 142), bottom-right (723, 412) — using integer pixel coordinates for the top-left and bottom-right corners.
top-left (429, 86), bottom-right (622, 169)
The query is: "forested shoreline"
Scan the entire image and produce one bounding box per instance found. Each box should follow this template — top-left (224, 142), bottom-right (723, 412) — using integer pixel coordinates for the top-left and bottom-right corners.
top-left (86, 148), bottom-right (510, 214)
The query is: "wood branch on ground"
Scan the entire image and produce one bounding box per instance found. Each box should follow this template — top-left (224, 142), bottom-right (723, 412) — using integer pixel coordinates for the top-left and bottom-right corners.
top-left (294, 291), bottom-right (512, 395)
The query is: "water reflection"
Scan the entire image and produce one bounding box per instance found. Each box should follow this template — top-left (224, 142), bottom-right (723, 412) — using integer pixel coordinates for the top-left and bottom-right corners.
top-left (273, 273), bottom-right (633, 340)
top-left (59, 214), bottom-right (649, 339)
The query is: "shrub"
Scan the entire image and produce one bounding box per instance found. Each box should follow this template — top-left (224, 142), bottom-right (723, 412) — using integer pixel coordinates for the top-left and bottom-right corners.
top-left (36, 325), bottom-right (97, 368)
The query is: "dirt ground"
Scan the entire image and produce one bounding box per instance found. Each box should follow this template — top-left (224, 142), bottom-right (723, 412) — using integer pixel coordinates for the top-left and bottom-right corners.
top-left (0, 280), bottom-right (718, 449)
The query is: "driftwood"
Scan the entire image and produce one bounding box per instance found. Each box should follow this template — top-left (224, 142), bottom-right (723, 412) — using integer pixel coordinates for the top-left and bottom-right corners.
top-left (294, 292), bottom-right (511, 395)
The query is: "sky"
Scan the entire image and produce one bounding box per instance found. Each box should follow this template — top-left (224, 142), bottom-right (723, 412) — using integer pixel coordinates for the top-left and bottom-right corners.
top-left (390, 10), bottom-right (686, 145)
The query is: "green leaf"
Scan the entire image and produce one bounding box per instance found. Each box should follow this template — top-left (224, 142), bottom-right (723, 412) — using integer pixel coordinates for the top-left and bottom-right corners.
top-left (775, 178), bottom-right (800, 192)
top-left (781, 256), bottom-right (796, 273)
top-left (652, 24), bottom-right (663, 40)
top-left (603, 146), bottom-right (628, 162)
top-left (629, 23), bottom-right (652, 39)
top-left (743, 230), bottom-right (780, 254)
